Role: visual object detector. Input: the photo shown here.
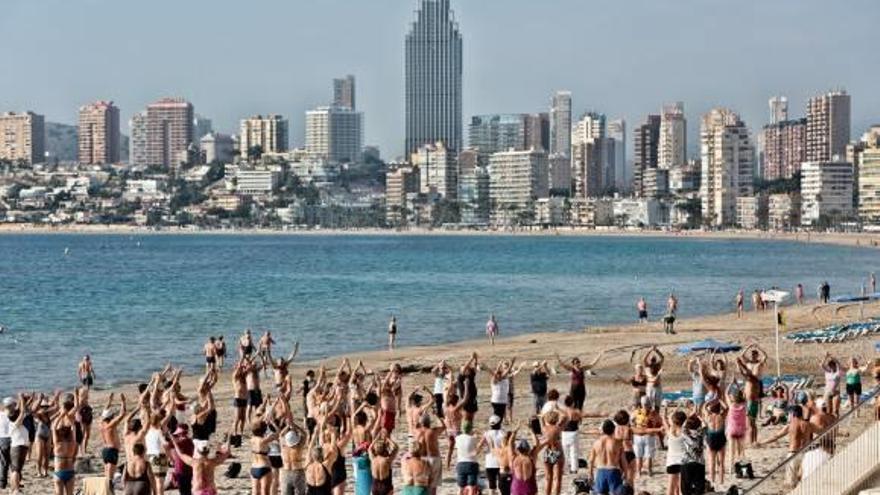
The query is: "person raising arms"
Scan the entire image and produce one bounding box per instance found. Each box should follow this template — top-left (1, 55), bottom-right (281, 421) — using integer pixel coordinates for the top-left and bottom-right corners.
top-left (171, 434), bottom-right (232, 495)
top-left (556, 350), bottom-right (604, 411)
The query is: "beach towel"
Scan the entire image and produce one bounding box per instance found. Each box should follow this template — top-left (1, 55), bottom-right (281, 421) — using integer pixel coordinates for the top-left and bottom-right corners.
top-left (81, 476), bottom-right (113, 495)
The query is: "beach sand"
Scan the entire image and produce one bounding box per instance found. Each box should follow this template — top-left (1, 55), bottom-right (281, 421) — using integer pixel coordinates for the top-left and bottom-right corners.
top-left (13, 299), bottom-right (880, 494)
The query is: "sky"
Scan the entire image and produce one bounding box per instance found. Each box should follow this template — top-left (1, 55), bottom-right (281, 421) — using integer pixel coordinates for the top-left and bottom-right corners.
top-left (1, 0), bottom-right (878, 160)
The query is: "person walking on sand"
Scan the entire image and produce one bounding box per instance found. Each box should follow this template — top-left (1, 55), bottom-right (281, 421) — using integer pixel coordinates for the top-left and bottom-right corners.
top-left (735, 289), bottom-right (744, 318)
top-left (78, 355), bottom-right (96, 389)
top-left (486, 314), bottom-right (499, 346)
top-left (258, 331), bottom-right (276, 372)
top-left (388, 316), bottom-right (398, 351)
top-left (795, 284), bottom-right (804, 305)
top-left (637, 298), bottom-right (648, 323)
top-left (871, 272), bottom-right (877, 294)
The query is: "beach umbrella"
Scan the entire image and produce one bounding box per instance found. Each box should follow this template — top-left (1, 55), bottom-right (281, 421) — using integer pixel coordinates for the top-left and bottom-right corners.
top-left (676, 338), bottom-right (742, 355)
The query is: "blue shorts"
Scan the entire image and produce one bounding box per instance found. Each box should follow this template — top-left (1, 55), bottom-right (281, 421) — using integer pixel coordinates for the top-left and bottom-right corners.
top-left (456, 461), bottom-right (479, 487)
top-left (593, 468), bottom-right (623, 495)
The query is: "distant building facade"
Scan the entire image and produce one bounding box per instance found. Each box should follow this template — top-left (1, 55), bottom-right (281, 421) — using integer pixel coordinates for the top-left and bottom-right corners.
top-left (800, 160), bottom-right (854, 225)
top-left (700, 108), bottom-right (755, 227)
top-left (806, 90), bottom-right (851, 162)
top-left (412, 142), bottom-right (457, 199)
top-left (305, 106), bottom-right (363, 164)
top-left (333, 75), bottom-right (356, 110)
top-left (633, 114), bottom-right (661, 197)
top-left (240, 114), bottom-right (288, 157)
top-left (144, 97), bottom-right (194, 168)
top-left (488, 149), bottom-right (548, 225)
top-left (762, 118), bottom-right (806, 180)
top-left (0, 111), bottom-right (45, 164)
top-left (200, 132), bottom-right (235, 164)
top-left (78, 101), bottom-right (120, 165)
top-left (658, 102), bottom-right (686, 170)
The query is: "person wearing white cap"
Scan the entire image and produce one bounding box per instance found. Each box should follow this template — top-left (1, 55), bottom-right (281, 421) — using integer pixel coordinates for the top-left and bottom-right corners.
top-left (99, 393), bottom-right (128, 486)
top-left (171, 434), bottom-right (231, 495)
top-left (280, 421), bottom-right (308, 495)
top-left (477, 415), bottom-right (505, 495)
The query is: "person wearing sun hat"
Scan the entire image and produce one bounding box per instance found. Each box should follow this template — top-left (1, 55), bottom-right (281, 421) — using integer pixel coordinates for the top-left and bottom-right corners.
top-left (477, 415), bottom-right (505, 495)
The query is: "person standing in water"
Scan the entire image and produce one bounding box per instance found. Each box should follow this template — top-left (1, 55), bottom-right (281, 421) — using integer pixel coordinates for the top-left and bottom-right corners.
top-left (636, 298), bottom-right (648, 324)
top-left (486, 315), bottom-right (499, 346)
top-left (214, 336), bottom-right (227, 370)
top-left (735, 290), bottom-right (744, 318)
top-left (78, 355), bottom-right (96, 389)
top-left (388, 316), bottom-right (398, 351)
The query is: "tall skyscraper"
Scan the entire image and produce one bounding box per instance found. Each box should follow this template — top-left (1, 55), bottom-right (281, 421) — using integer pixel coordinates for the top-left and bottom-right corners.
top-left (607, 119), bottom-right (626, 192)
top-left (0, 111), bottom-right (45, 164)
top-left (468, 113), bottom-right (548, 156)
top-left (633, 115), bottom-right (661, 197)
top-left (305, 106), bottom-right (363, 163)
top-left (769, 96), bottom-right (789, 124)
top-left (571, 112), bottom-right (615, 193)
top-left (700, 108), bottom-right (755, 226)
top-left (193, 114), bottom-right (213, 142)
top-left (78, 100), bottom-right (120, 165)
top-left (129, 112), bottom-right (147, 166)
top-left (658, 102), bottom-right (686, 170)
top-left (762, 118), bottom-right (806, 180)
top-left (549, 91), bottom-right (573, 194)
top-left (143, 97), bottom-right (194, 168)
top-left (806, 89), bottom-right (851, 162)
top-left (239, 114), bottom-right (289, 157)
top-left (405, 0), bottom-right (463, 155)
top-left (333, 75), bottom-right (356, 110)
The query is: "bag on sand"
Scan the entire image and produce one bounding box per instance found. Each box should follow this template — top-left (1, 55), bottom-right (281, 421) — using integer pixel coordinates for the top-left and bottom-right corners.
top-left (735, 461), bottom-right (755, 479)
top-left (224, 461), bottom-right (242, 479)
top-left (230, 434), bottom-right (243, 448)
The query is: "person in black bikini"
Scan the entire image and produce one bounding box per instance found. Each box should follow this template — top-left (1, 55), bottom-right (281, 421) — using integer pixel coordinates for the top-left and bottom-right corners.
top-left (306, 421), bottom-right (337, 495)
top-left (124, 443), bottom-right (155, 495)
top-left (457, 353), bottom-right (480, 423)
top-left (250, 416), bottom-right (280, 495)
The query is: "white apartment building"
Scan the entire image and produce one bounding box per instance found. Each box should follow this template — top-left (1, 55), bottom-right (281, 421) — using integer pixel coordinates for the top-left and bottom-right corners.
top-left (700, 108), bottom-right (755, 227)
top-left (658, 102), bottom-right (686, 169)
top-left (801, 161), bottom-right (853, 225)
top-left (412, 142), bottom-right (458, 199)
top-left (488, 149), bottom-right (549, 225)
top-left (305, 106), bottom-right (363, 164)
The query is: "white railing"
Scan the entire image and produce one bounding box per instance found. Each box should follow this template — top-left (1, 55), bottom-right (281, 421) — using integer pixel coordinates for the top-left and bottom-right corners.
top-left (744, 388), bottom-right (880, 495)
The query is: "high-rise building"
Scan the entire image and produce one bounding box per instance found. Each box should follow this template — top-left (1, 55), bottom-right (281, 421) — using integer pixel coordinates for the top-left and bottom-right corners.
top-left (488, 149), bottom-right (549, 225)
top-left (761, 118), bottom-right (806, 180)
top-left (658, 102), bottom-right (686, 170)
top-left (0, 111), bottom-right (45, 164)
top-left (524, 113), bottom-right (550, 152)
top-left (239, 114), bottom-right (289, 157)
top-left (200, 133), bottom-right (235, 164)
top-left (129, 112), bottom-right (148, 166)
top-left (806, 90), bottom-right (851, 162)
top-left (405, 0), bottom-right (462, 155)
top-left (769, 96), bottom-right (789, 125)
top-left (143, 97), bottom-right (194, 168)
top-left (386, 163), bottom-right (420, 225)
top-left (572, 112), bottom-right (616, 194)
top-left (801, 160), bottom-right (854, 225)
top-left (607, 119), bottom-right (627, 191)
top-left (700, 108), bottom-right (755, 227)
top-left (856, 130), bottom-right (880, 225)
top-left (305, 106), bottom-right (363, 164)
top-left (549, 91), bottom-right (572, 158)
top-left (412, 141), bottom-right (458, 199)
top-left (468, 113), bottom-right (548, 156)
top-left (78, 101), bottom-right (120, 165)
top-left (633, 115), bottom-right (661, 197)
top-left (193, 114), bottom-right (213, 142)
top-left (458, 149), bottom-right (490, 224)
top-left (333, 75), bottom-right (356, 110)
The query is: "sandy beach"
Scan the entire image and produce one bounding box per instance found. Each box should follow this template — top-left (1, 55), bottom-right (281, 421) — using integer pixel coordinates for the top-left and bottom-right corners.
top-left (9, 296), bottom-right (880, 495)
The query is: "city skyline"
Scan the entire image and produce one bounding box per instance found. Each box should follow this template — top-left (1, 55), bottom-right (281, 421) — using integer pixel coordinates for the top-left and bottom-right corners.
top-left (1, 0), bottom-right (878, 159)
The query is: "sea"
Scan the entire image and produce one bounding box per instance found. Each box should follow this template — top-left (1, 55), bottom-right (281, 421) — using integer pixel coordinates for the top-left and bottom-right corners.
top-left (0, 233), bottom-right (874, 396)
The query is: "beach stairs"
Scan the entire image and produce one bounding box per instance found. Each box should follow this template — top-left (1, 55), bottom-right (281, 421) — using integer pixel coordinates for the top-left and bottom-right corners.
top-left (786, 418), bottom-right (880, 495)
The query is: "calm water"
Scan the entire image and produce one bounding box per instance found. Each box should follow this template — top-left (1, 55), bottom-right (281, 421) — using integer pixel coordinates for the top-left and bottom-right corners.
top-left (0, 234), bottom-right (874, 396)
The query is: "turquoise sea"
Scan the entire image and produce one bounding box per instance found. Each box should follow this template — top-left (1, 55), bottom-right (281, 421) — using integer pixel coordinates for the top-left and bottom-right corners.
top-left (0, 234), bottom-right (874, 396)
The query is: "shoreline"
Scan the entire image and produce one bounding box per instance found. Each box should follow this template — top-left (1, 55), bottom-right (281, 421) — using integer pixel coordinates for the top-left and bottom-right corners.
top-left (0, 223), bottom-right (879, 250)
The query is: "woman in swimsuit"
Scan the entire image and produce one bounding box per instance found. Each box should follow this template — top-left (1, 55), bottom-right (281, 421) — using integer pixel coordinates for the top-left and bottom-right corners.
top-left (402, 440), bottom-right (433, 495)
top-left (540, 411), bottom-right (564, 495)
top-left (457, 353), bottom-right (480, 422)
top-left (508, 424), bottom-right (540, 495)
top-left (321, 413), bottom-right (352, 495)
top-left (621, 364), bottom-right (648, 408)
top-left (845, 356), bottom-right (869, 414)
top-left (251, 418), bottom-right (280, 495)
top-left (704, 398), bottom-right (728, 486)
top-left (124, 443), bottom-right (155, 495)
top-left (52, 395), bottom-right (79, 495)
top-left (444, 380), bottom-right (465, 469)
top-left (725, 386), bottom-right (748, 475)
top-left (821, 353), bottom-right (843, 417)
top-left (369, 431), bottom-right (399, 495)
top-left (556, 351), bottom-right (604, 411)
top-left (33, 393), bottom-right (57, 478)
top-left (305, 444), bottom-right (336, 495)
top-left (642, 346), bottom-right (665, 407)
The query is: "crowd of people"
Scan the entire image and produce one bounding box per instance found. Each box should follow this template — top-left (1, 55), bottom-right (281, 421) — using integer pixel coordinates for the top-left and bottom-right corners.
top-left (1, 327), bottom-right (878, 495)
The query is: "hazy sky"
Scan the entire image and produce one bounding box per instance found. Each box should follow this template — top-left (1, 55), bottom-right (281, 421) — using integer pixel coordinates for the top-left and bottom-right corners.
top-left (2, 0), bottom-right (877, 159)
